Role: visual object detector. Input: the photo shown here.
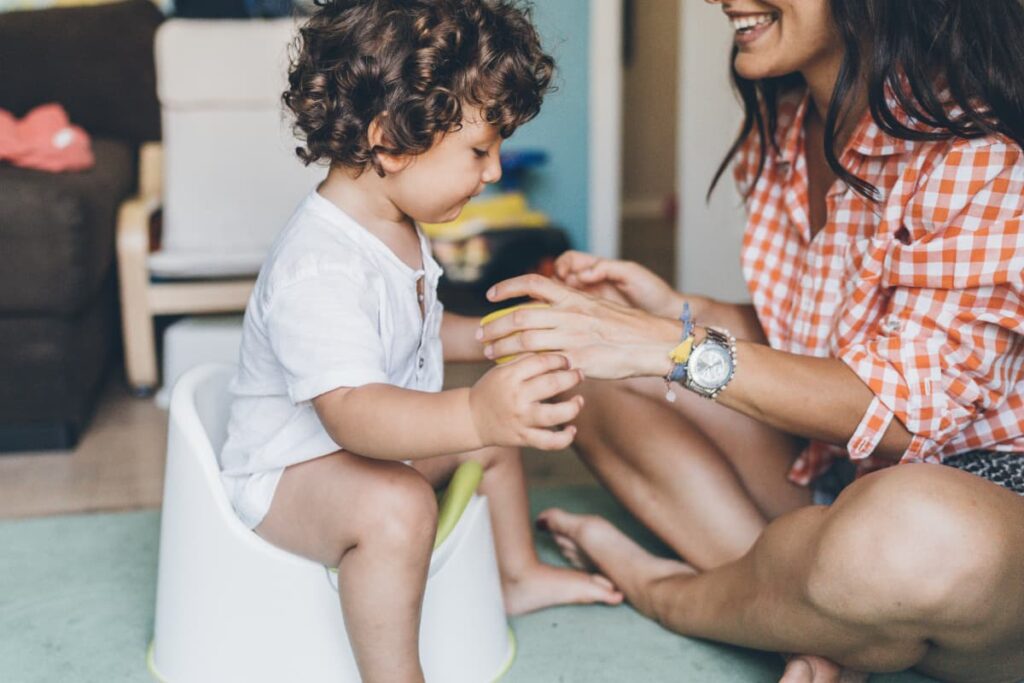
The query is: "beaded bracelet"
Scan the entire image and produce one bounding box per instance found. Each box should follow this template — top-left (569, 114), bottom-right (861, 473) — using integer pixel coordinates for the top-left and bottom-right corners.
top-left (664, 302), bottom-right (694, 402)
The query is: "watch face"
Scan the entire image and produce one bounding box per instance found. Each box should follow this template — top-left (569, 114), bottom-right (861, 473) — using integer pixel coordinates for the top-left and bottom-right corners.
top-left (690, 343), bottom-right (732, 388)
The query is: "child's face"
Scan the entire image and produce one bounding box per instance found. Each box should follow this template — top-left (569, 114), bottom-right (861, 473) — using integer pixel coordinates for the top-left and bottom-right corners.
top-left (386, 111), bottom-right (504, 224)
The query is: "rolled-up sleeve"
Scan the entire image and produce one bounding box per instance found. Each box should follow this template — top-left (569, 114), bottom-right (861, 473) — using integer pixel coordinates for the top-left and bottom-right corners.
top-left (837, 138), bottom-right (1024, 463)
top-left (266, 267), bottom-right (389, 404)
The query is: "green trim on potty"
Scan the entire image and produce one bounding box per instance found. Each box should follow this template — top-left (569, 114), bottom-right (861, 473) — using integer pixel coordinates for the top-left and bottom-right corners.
top-left (147, 641), bottom-right (168, 683)
top-left (434, 460), bottom-right (484, 549)
top-left (492, 626), bottom-right (518, 681)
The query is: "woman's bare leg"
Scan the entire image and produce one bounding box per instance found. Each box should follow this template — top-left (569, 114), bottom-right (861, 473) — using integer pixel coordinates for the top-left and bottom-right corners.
top-left (537, 464), bottom-right (1024, 683)
top-left (414, 446), bottom-right (623, 614)
top-left (256, 452), bottom-right (437, 683)
top-left (569, 377), bottom-right (810, 568)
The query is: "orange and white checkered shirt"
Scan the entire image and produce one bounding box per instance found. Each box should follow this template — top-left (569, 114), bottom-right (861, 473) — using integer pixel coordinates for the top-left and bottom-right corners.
top-left (736, 89), bottom-right (1024, 485)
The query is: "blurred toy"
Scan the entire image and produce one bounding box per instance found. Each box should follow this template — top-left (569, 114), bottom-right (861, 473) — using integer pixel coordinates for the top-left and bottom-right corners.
top-left (424, 191), bottom-right (550, 243)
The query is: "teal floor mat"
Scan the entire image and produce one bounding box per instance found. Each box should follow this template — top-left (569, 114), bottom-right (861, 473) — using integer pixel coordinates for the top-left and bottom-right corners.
top-left (0, 486), bottom-right (937, 683)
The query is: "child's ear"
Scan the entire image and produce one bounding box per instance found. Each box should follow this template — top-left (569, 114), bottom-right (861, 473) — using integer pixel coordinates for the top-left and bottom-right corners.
top-left (368, 115), bottom-right (410, 176)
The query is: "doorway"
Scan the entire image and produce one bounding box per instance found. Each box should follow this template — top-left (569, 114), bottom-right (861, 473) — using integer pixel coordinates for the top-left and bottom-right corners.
top-left (619, 0), bottom-right (679, 285)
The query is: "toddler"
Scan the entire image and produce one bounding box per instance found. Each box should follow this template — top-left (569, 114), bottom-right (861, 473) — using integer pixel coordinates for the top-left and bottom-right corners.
top-left (219, 1), bottom-right (621, 681)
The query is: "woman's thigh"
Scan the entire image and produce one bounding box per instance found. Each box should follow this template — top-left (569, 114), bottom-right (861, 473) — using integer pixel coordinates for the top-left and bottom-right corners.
top-left (567, 377), bottom-right (803, 566)
top-left (599, 376), bottom-right (811, 518)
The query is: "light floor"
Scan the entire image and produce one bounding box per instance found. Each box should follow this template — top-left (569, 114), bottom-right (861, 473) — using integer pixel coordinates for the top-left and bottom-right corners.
top-left (0, 363), bottom-right (596, 520)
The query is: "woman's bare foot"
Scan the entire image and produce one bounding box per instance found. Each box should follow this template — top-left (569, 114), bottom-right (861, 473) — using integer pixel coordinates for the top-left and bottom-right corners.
top-left (780, 655), bottom-right (869, 683)
top-left (536, 511), bottom-right (868, 683)
top-left (534, 508), bottom-right (697, 602)
top-left (502, 562), bottom-right (623, 615)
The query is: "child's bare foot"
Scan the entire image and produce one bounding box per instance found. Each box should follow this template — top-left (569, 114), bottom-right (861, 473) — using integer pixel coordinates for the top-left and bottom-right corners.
top-left (534, 508), bottom-right (697, 601)
top-left (502, 562), bottom-right (624, 615)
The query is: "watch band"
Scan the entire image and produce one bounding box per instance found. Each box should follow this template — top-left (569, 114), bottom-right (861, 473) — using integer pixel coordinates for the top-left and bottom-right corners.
top-left (684, 326), bottom-right (737, 400)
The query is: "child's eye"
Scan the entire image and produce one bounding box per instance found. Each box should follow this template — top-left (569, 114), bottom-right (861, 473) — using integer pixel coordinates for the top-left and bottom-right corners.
top-left (473, 148), bottom-right (489, 159)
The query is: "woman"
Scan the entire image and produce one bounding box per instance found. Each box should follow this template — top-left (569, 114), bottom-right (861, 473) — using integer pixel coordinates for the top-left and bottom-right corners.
top-left (479, 1), bottom-right (1024, 681)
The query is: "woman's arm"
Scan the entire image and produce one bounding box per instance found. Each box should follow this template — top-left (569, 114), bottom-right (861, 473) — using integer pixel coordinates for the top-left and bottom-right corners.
top-left (693, 329), bottom-right (912, 461)
top-left (441, 312), bottom-right (487, 362)
top-left (480, 275), bottom-right (912, 462)
top-left (701, 301), bottom-right (768, 346)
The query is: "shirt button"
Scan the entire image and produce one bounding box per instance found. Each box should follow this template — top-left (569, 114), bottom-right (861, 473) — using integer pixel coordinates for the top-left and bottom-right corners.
top-left (881, 316), bottom-right (902, 334)
top-left (418, 357), bottom-right (425, 370)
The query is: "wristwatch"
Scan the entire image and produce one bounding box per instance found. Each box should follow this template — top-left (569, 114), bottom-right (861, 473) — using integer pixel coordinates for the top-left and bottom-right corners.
top-left (684, 326), bottom-right (737, 400)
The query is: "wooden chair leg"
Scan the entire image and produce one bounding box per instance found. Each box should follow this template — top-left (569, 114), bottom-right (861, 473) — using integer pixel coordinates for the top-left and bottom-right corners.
top-left (117, 195), bottom-right (161, 395)
top-left (121, 300), bottom-right (158, 394)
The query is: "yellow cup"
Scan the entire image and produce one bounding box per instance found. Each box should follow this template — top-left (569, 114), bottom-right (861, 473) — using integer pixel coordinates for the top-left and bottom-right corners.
top-left (479, 303), bottom-right (550, 363)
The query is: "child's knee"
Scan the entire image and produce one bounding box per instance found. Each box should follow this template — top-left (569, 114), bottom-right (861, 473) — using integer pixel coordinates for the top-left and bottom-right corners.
top-left (365, 466), bottom-right (438, 546)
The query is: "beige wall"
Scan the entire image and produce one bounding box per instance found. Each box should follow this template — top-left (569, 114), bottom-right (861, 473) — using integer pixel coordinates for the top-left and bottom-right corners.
top-left (676, 1), bottom-right (748, 301)
top-left (621, 0), bottom-right (679, 207)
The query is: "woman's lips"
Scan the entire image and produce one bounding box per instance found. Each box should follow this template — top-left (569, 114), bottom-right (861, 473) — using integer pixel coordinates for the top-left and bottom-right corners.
top-left (732, 14), bottom-right (778, 46)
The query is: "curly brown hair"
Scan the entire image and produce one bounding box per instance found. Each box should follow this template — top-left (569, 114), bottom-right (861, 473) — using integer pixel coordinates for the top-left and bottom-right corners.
top-left (283, 0), bottom-right (555, 176)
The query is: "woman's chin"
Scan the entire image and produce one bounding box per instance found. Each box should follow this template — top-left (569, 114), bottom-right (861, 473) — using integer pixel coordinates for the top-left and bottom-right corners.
top-left (733, 55), bottom-right (789, 82)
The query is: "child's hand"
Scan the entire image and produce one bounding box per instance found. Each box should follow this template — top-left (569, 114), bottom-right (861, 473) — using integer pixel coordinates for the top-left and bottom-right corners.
top-left (469, 353), bottom-right (584, 451)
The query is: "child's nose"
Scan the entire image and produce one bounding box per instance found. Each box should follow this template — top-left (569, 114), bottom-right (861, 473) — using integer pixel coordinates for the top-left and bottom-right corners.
top-left (483, 155), bottom-right (502, 184)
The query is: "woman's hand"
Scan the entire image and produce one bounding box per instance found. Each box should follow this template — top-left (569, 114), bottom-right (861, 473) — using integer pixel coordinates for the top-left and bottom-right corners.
top-left (554, 250), bottom-right (691, 318)
top-left (469, 352), bottom-right (585, 451)
top-left (479, 274), bottom-right (681, 380)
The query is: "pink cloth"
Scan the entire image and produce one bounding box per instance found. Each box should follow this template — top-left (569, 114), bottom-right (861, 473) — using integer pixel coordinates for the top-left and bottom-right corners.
top-left (0, 103), bottom-right (94, 172)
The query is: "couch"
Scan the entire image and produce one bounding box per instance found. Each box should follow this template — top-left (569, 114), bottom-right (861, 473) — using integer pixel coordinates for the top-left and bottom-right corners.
top-left (0, 0), bottom-right (163, 450)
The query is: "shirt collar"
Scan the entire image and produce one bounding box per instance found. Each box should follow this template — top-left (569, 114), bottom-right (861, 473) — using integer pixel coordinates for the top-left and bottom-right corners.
top-left (775, 88), bottom-right (916, 168)
top-left (307, 190), bottom-right (443, 282)
top-left (846, 111), bottom-right (918, 159)
top-left (775, 90), bottom-right (808, 169)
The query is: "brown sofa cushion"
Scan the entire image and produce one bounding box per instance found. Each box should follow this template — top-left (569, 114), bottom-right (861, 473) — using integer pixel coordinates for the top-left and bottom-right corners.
top-left (0, 0), bottom-right (162, 142)
top-left (0, 138), bottom-right (135, 315)
top-left (0, 274), bottom-right (117, 435)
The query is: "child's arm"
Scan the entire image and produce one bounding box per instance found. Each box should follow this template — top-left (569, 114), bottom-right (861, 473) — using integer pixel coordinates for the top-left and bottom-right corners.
top-left (312, 353), bottom-right (583, 461)
top-left (441, 312), bottom-right (487, 362)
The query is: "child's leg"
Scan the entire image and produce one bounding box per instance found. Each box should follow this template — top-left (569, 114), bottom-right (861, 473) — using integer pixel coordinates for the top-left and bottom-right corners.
top-left (255, 451), bottom-right (437, 683)
top-left (415, 447), bottom-right (623, 615)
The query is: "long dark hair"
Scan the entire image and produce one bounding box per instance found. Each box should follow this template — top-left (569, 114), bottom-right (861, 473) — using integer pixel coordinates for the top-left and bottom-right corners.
top-left (710, 0), bottom-right (1024, 201)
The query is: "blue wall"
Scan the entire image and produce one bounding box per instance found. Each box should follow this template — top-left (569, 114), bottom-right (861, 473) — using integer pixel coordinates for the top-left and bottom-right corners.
top-left (506, 0), bottom-right (590, 250)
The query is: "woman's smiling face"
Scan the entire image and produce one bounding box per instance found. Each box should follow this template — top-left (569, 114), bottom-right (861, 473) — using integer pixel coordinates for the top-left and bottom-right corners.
top-left (705, 0), bottom-right (842, 82)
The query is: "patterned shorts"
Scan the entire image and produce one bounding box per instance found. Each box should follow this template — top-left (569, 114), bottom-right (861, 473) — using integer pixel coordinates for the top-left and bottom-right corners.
top-left (812, 450), bottom-right (1024, 505)
top-left (942, 450), bottom-right (1024, 495)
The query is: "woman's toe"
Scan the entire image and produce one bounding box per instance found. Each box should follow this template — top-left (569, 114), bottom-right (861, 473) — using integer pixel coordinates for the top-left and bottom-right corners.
top-left (779, 657), bottom-right (814, 683)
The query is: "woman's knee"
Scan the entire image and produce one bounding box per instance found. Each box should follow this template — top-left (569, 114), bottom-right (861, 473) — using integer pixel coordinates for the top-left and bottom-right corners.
top-left (806, 464), bottom-right (1011, 624)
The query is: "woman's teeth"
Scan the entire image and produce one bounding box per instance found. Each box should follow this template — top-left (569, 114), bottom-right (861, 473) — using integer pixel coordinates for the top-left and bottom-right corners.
top-left (731, 13), bottom-right (776, 33)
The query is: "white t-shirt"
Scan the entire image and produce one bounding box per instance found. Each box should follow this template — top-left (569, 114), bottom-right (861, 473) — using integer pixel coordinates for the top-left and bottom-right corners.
top-left (219, 190), bottom-right (445, 486)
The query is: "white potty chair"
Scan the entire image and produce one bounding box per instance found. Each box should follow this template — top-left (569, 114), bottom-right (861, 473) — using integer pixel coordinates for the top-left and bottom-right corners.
top-left (149, 364), bottom-right (515, 682)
